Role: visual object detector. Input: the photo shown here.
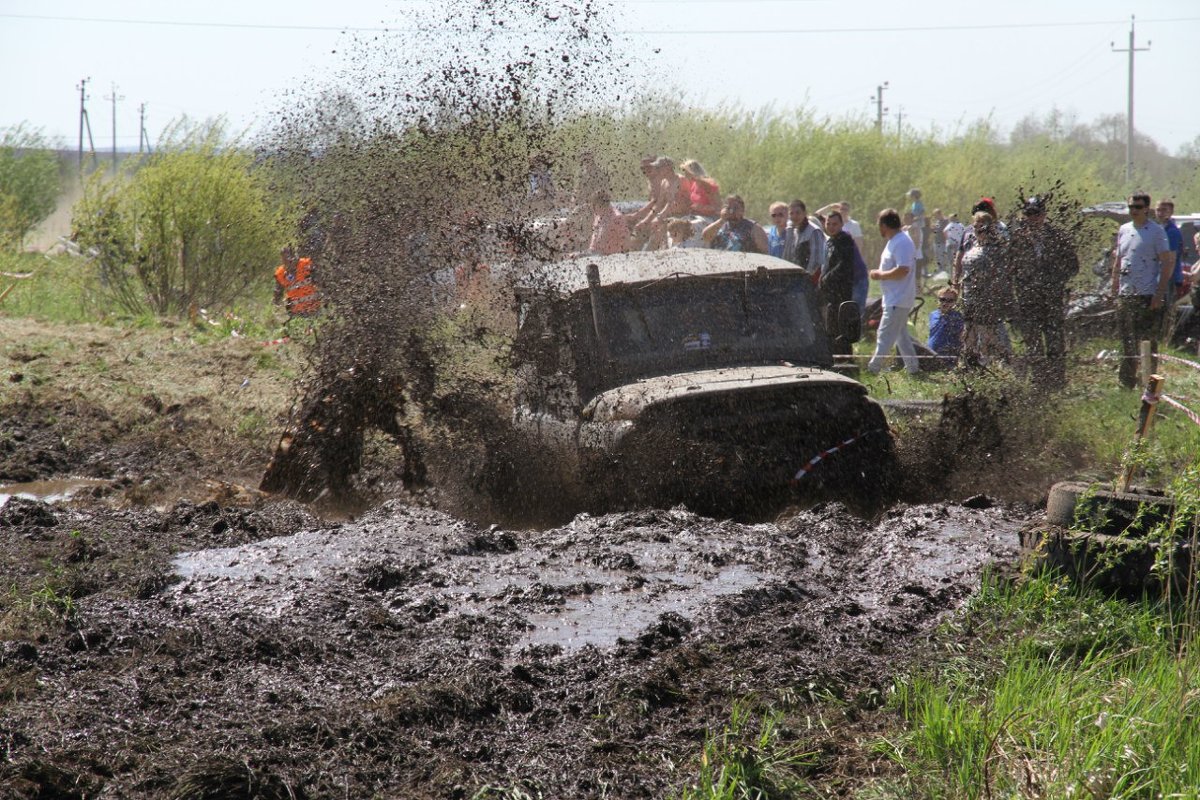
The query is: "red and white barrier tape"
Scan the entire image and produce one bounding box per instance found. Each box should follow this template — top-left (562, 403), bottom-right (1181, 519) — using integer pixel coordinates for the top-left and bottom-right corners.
top-left (792, 429), bottom-right (885, 482)
top-left (1159, 353), bottom-right (1200, 373)
top-left (1161, 395), bottom-right (1200, 429)
top-left (260, 336), bottom-right (290, 347)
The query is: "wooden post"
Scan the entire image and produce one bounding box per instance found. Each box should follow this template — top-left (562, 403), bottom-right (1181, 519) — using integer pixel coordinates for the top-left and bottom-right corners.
top-left (1121, 373), bottom-right (1164, 492)
top-left (1139, 340), bottom-right (1154, 389)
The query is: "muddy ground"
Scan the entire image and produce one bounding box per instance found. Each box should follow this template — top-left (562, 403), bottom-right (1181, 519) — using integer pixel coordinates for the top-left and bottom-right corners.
top-left (0, 318), bottom-right (1040, 798)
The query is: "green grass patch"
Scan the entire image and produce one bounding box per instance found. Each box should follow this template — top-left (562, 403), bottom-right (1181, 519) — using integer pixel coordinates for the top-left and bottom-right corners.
top-left (883, 569), bottom-right (1200, 799)
top-left (0, 251), bottom-right (98, 322)
top-left (678, 703), bottom-right (820, 800)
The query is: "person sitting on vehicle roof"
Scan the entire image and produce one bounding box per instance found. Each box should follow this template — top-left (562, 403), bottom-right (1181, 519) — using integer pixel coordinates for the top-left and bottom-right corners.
top-left (586, 190), bottom-right (631, 256)
top-left (702, 195), bottom-right (769, 254)
top-left (680, 159), bottom-right (721, 218)
top-left (631, 157), bottom-right (690, 251)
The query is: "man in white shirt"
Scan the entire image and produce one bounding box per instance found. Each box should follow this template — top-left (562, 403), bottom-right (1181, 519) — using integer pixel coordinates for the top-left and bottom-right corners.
top-left (867, 208), bottom-right (919, 375)
top-left (1110, 191), bottom-right (1174, 388)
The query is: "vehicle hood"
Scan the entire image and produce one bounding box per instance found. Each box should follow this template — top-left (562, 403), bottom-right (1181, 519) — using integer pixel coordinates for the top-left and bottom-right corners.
top-left (583, 365), bottom-right (865, 422)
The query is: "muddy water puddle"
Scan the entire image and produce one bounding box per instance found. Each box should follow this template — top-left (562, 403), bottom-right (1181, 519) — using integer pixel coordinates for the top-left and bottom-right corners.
top-left (171, 501), bottom-right (1024, 658)
top-left (172, 506), bottom-right (784, 652)
top-left (0, 477), bottom-right (108, 507)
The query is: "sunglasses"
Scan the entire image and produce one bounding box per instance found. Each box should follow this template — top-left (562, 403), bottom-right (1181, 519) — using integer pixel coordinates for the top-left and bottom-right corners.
top-left (1129, 204), bottom-right (1147, 210)
top-left (1023, 209), bottom-right (1044, 216)
top-left (939, 298), bottom-right (956, 303)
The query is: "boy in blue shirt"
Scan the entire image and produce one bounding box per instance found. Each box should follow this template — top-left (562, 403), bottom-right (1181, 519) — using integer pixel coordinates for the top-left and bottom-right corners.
top-left (927, 286), bottom-right (964, 369)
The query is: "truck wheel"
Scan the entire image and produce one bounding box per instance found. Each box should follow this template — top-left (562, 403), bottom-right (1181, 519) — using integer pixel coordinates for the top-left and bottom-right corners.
top-left (1044, 481), bottom-right (1175, 536)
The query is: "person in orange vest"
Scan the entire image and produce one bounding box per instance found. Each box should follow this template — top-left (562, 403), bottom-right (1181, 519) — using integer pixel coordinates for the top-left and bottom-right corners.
top-left (273, 244), bottom-right (321, 318)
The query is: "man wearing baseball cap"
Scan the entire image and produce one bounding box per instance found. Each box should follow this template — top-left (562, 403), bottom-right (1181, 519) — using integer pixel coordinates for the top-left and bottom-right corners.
top-left (1009, 196), bottom-right (1079, 385)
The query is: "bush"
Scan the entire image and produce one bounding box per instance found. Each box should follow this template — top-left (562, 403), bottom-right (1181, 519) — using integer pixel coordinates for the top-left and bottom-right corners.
top-left (73, 119), bottom-right (289, 316)
top-left (0, 124), bottom-right (62, 250)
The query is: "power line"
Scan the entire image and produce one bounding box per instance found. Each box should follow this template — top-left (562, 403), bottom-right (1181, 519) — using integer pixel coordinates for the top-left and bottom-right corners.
top-left (2, 11), bottom-right (1198, 35)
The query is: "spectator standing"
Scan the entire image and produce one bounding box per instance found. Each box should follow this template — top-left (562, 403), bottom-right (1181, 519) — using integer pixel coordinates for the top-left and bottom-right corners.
top-left (820, 211), bottom-right (857, 353)
top-left (274, 244), bottom-right (321, 319)
top-left (930, 208), bottom-right (948, 271)
top-left (702, 195), bottom-right (769, 254)
top-left (942, 213), bottom-right (966, 269)
top-left (927, 286), bottom-right (965, 368)
top-left (903, 211), bottom-right (925, 279)
top-left (765, 202), bottom-right (789, 258)
top-left (1155, 199), bottom-right (1185, 299)
top-left (867, 209), bottom-right (920, 375)
top-left (1008, 196), bottom-right (1079, 384)
top-left (957, 211), bottom-right (1012, 366)
top-left (952, 198), bottom-right (1008, 293)
top-left (782, 200), bottom-right (826, 271)
top-left (1111, 192), bottom-right (1174, 388)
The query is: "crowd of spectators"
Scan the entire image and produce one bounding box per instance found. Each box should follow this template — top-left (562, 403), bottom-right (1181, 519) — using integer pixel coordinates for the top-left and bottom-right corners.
top-left (575, 154), bottom-right (1191, 385)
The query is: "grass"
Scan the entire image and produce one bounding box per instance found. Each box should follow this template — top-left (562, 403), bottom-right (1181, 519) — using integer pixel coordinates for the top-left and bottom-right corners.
top-left (677, 703), bottom-right (820, 800)
top-left (0, 250), bottom-right (96, 323)
top-left (883, 569), bottom-right (1200, 800)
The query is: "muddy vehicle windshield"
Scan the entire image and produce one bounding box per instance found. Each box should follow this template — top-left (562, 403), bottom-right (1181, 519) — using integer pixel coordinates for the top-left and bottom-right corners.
top-left (583, 272), bottom-right (828, 395)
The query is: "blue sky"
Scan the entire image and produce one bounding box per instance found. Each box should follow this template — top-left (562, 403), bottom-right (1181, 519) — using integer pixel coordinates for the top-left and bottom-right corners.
top-left (3, 0), bottom-right (1198, 153)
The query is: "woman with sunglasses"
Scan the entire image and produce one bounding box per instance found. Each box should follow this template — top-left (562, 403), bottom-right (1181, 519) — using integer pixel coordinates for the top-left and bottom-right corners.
top-left (765, 202), bottom-right (789, 258)
top-left (959, 211), bottom-right (1014, 366)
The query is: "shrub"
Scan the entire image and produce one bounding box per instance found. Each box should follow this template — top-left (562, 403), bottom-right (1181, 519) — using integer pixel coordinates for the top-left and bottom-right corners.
top-left (73, 119), bottom-right (289, 316)
top-left (0, 124), bottom-right (62, 250)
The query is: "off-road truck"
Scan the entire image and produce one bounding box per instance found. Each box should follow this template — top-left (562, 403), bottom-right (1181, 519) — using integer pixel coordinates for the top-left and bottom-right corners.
top-left (511, 249), bottom-right (895, 512)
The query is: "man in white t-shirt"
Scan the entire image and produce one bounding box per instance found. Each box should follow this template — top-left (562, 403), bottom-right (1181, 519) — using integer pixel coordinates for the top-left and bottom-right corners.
top-left (867, 208), bottom-right (919, 375)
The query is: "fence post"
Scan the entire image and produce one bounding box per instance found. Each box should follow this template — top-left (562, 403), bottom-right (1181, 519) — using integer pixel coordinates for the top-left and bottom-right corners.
top-left (1139, 340), bottom-right (1154, 389)
top-left (1121, 373), bottom-right (1164, 493)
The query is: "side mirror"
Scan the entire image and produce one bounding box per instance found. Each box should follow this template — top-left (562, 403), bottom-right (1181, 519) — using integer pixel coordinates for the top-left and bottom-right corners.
top-left (837, 301), bottom-right (861, 344)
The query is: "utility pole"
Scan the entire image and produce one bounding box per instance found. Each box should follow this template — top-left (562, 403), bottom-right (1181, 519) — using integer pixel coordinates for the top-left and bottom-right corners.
top-left (871, 81), bottom-right (889, 133)
top-left (1112, 15), bottom-right (1150, 184)
top-left (896, 106), bottom-right (904, 140)
top-left (138, 103), bottom-right (154, 154)
top-left (105, 83), bottom-right (124, 171)
top-left (76, 77), bottom-right (97, 174)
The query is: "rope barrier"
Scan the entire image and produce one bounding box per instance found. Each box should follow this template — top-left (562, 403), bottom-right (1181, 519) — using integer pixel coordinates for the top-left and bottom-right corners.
top-left (1161, 395), bottom-right (1200, 429)
top-left (1159, 353), bottom-right (1200, 373)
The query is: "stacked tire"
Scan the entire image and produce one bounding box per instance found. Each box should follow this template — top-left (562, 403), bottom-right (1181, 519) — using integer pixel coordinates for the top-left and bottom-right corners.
top-left (1021, 481), bottom-right (1192, 596)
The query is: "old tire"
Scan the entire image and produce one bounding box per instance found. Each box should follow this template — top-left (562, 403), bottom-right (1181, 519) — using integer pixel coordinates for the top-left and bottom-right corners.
top-left (1044, 481), bottom-right (1175, 536)
top-left (1022, 526), bottom-right (1193, 597)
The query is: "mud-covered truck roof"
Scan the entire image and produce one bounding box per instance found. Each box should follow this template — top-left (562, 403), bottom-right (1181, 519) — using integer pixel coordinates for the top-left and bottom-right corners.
top-left (515, 249), bottom-right (804, 295)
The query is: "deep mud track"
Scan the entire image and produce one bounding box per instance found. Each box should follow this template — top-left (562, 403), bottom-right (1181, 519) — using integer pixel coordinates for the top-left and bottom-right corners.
top-left (0, 497), bottom-right (1027, 798)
